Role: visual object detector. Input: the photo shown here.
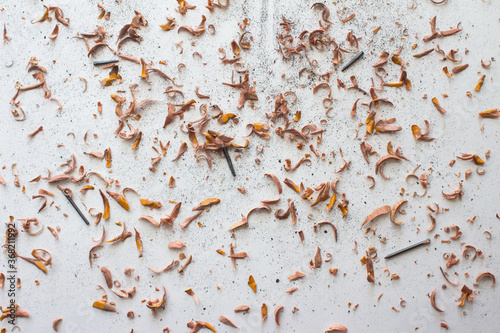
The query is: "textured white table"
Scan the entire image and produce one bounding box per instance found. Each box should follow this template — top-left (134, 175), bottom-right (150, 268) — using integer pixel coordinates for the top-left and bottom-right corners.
top-left (1, 0), bottom-right (499, 332)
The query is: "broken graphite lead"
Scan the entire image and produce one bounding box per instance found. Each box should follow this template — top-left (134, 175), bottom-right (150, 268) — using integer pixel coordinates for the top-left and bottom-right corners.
top-left (222, 147), bottom-right (236, 177)
top-left (58, 186), bottom-right (90, 225)
top-left (341, 51), bottom-right (364, 72)
top-left (93, 59), bottom-right (119, 66)
top-left (384, 238), bottom-right (431, 259)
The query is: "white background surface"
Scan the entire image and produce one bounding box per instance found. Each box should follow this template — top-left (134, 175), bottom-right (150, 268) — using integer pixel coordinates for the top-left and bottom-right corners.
top-left (1, 0), bottom-right (499, 332)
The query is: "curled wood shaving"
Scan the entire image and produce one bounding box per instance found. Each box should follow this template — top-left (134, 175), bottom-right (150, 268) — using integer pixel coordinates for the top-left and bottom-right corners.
top-left (326, 325), bottom-right (348, 332)
top-left (176, 0), bottom-right (197, 15)
top-left (412, 120), bottom-right (435, 141)
top-left (186, 321), bottom-right (216, 333)
top-left (314, 247), bottom-right (322, 268)
top-left (289, 271), bottom-right (306, 281)
top-left (366, 176), bottom-right (375, 188)
top-left (413, 48), bottom-right (434, 58)
top-left (168, 240), bottom-right (186, 249)
top-left (314, 222), bottom-right (337, 242)
top-left (423, 16), bottom-right (439, 42)
top-left (479, 109), bottom-right (499, 118)
top-left (178, 15), bottom-right (206, 36)
top-left (284, 158), bottom-right (311, 172)
top-left (178, 255), bottom-right (192, 274)
top-left (360, 146), bottom-right (373, 165)
top-left (219, 315), bottom-right (238, 328)
top-left (229, 205), bottom-right (270, 231)
top-left (361, 255), bottom-right (375, 283)
top-left (265, 173), bottom-right (282, 194)
top-left (52, 318), bottom-right (62, 331)
top-left (441, 23), bottom-right (462, 37)
top-left (430, 290), bottom-right (445, 312)
top-left (463, 245), bottom-right (478, 260)
top-left (92, 299), bottom-right (116, 312)
top-left (160, 202), bottom-right (182, 227)
top-left (274, 305), bottom-right (284, 326)
top-left (427, 214), bottom-right (436, 232)
top-left (431, 97), bottom-right (447, 114)
top-left (457, 285), bottom-right (474, 306)
top-left (375, 155), bottom-right (401, 179)
top-left (134, 228), bottom-right (143, 252)
top-left (49, 24), bottom-right (59, 40)
top-left (474, 272), bottom-right (495, 287)
top-left (449, 225), bottom-right (462, 240)
top-left (390, 200), bottom-right (407, 225)
top-left (185, 288), bottom-right (199, 305)
top-left (195, 86), bottom-right (210, 99)
top-left (106, 191), bottom-right (130, 211)
top-left (27, 126), bottom-right (44, 138)
top-left (193, 198), bottom-right (220, 211)
top-left (228, 252), bottom-right (247, 259)
top-left (148, 260), bottom-right (177, 274)
top-left (475, 74), bottom-right (486, 91)
top-left (106, 223), bottom-right (132, 243)
top-left (100, 267), bottom-right (113, 288)
top-left (481, 59), bottom-right (492, 68)
top-left (452, 64), bottom-right (468, 74)
top-left (32, 195), bottom-right (47, 213)
top-left (445, 253), bottom-right (460, 268)
top-left (140, 198), bottom-right (163, 209)
top-left (99, 189), bottom-right (110, 219)
top-left (47, 226), bottom-right (58, 239)
top-left (172, 142), bottom-right (188, 161)
top-left (247, 275), bottom-right (257, 293)
top-left (261, 303), bottom-right (268, 322)
top-left (234, 305), bottom-right (250, 313)
top-left (311, 3), bottom-right (332, 25)
top-left (351, 98), bottom-right (360, 117)
top-left (442, 183), bottom-right (463, 200)
top-left (361, 205), bottom-right (391, 228)
top-left (313, 83), bottom-right (332, 98)
top-left (311, 182), bottom-right (330, 207)
top-left (340, 13), bottom-right (355, 23)
top-left (179, 211), bottom-right (203, 229)
top-left (146, 286), bottom-right (167, 314)
top-left (139, 215), bottom-right (160, 227)
top-left (3, 23), bottom-right (11, 42)
top-left (89, 243), bottom-right (103, 268)
top-left (20, 249), bottom-right (52, 273)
